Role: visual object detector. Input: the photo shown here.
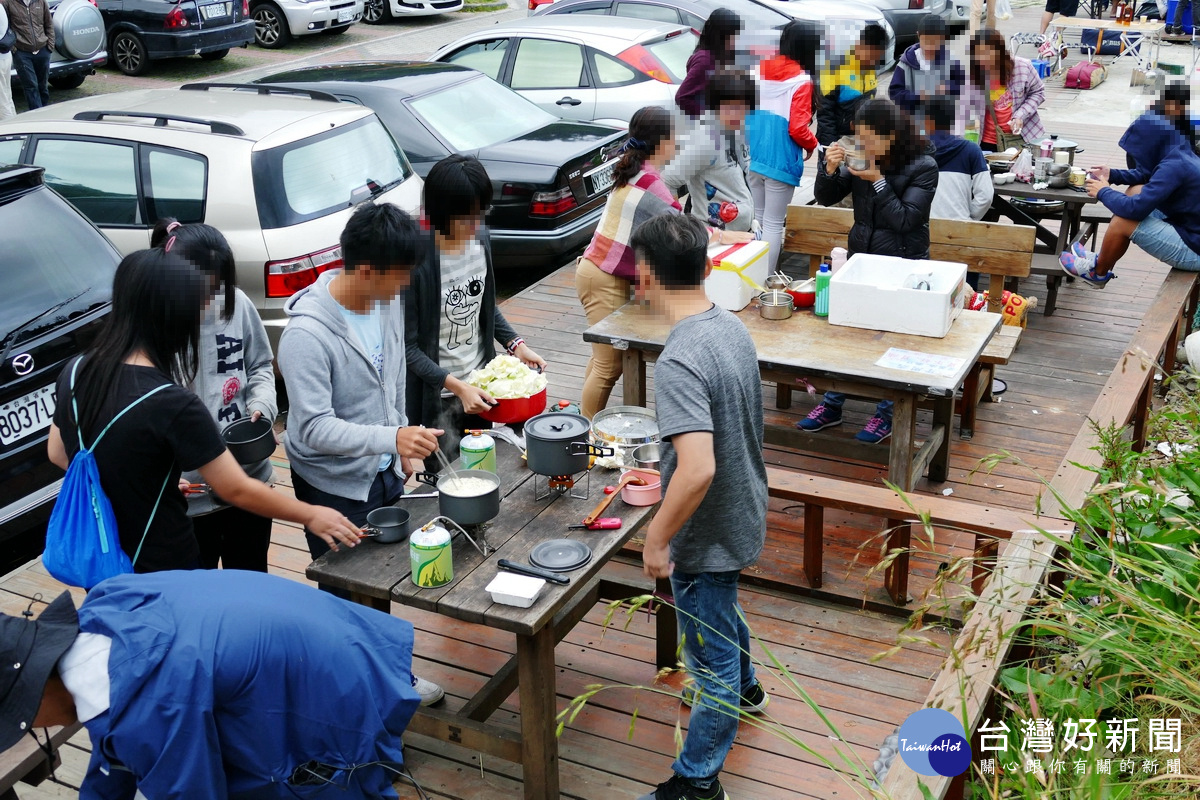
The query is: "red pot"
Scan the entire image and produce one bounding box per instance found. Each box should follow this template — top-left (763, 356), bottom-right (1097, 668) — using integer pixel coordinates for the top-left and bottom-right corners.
top-left (786, 280), bottom-right (816, 309)
top-left (480, 388), bottom-right (547, 424)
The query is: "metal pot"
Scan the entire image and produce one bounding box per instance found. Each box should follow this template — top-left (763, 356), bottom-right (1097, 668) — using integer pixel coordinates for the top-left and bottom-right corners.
top-left (363, 507), bottom-right (410, 544)
top-left (631, 442), bottom-right (660, 470)
top-left (591, 406), bottom-right (658, 449)
top-left (1051, 138), bottom-right (1081, 165)
top-left (757, 290), bottom-right (794, 320)
top-left (222, 417), bottom-right (275, 465)
top-left (434, 469), bottom-right (500, 526)
top-left (525, 412), bottom-right (613, 476)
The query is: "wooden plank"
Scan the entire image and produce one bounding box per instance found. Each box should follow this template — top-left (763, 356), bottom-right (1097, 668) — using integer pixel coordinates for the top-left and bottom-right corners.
top-left (0, 724), bottom-right (80, 792)
top-left (405, 705), bottom-right (523, 763)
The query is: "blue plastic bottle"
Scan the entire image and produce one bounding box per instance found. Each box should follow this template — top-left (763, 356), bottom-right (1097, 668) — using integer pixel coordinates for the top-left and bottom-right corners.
top-left (814, 262), bottom-right (832, 318)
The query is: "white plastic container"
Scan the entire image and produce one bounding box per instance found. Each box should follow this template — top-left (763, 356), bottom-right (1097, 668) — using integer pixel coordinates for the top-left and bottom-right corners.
top-left (703, 240), bottom-right (769, 311)
top-left (828, 254), bottom-right (968, 338)
top-left (485, 572), bottom-right (546, 608)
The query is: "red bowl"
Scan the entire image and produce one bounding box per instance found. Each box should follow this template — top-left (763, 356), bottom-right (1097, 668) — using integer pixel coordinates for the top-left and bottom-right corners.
top-left (787, 289), bottom-right (816, 308)
top-left (480, 388), bottom-right (547, 424)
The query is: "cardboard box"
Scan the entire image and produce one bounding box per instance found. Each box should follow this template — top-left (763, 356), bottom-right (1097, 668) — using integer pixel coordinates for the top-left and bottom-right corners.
top-left (828, 254), bottom-right (968, 338)
top-left (703, 240), bottom-right (769, 311)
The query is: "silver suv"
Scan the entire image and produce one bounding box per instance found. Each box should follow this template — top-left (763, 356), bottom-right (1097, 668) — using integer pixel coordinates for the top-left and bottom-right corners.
top-left (5, 0), bottom-right (108, 91)
top-left (249, 0), bottom-right (364, 49)
top-left (0, 84), bottom-right (423, 350)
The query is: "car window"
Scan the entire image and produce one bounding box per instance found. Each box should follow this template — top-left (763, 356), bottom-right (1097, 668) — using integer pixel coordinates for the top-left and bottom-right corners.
top-left (443, 39), bottom-right (510, 81)
top-left (407, 75), bottom-right (558, 152)
top-left (252, 116), bottom-right (413, 230)
top-left (144, 148), bottom-right (207, 224)
top-left (32, 139), bottom-right (141, 226)
top-left (511, 38), bottom-right (586, 90)
top-left (590, 50), bottom-right (641, 87)
top-left (615, 2), bottom-right (680, 23)
top-left (0, 136), bottom-right (27, 166)
top-left (564, 5), bottom-right (611, 14)
top-left (645, 31), bottom-right (697, 82)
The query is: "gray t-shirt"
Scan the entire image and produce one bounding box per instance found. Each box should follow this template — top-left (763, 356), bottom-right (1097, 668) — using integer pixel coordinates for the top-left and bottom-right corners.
top-left (437, 239), bottom-right (488, 396)
top-left (656, 304), bottom-right (767, 573)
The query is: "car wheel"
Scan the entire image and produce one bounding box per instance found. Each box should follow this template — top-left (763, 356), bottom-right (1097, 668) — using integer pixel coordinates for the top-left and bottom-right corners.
top-left (111, 31), bottom-right (149, 77)
top-left (49, 74), bottom-right (87, 90)
top-left (323, 24), bottom-right (351, 35)
top-left (362, 0), bottom-right (391, 25)
top-left (252, 3), bottom-right (291, 48)
top-left (199, 49), bottom-right (230, 61)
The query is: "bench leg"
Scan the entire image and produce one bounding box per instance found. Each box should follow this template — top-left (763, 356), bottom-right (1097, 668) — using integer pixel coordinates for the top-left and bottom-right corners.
top-left (776, 381), bottom-right (793, 410)
top-left (972, 535), bottom-right (1001, 596)
top-left (1044, 275), bottom-right (1062, 317)
top-left (960, 363), bottom-right (982, 440)
top-left (804, 503), bottom-right (823, 588)
top-left (1132, 379), bottom-right (1154, 453)
top-left (1160, 312), bottom-right (1183, 396)
top-left (980, 364), bottom-right (996, 403)
top-left (884, 518), bottom-right (911, 605)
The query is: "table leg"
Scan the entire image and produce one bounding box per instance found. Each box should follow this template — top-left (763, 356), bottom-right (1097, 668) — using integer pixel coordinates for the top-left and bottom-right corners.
top-left (655, 577), bottom-right (678, 669)
top-left (888, 394), bottom-right (916, 492)
top-left (350, 592), bottom-right (390, 613)
top-left (622, 348), bottom-right (647, 407)
top-left (960, 364), bottom-right (981, 440)
top-left (518, 626), bottom-right (559, 800)
top-left (930, 396), bottom-right (953, 483)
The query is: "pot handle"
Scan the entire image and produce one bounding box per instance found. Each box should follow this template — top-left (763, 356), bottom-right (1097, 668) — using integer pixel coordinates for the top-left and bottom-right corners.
top-left (568, 441), bottom-right (615, 458)
top-left (413, 470), bottom-right (440, 489)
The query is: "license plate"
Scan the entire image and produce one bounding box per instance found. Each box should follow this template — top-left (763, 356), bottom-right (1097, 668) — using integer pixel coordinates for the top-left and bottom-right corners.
top-left (0, 385), bottom-right (56, 447)
top-left (337, 9), bottom-right (354, 22)
top-left (585, 162), bottom-right (615, 195)
top-left (200, 2), bottom-right (231, 19)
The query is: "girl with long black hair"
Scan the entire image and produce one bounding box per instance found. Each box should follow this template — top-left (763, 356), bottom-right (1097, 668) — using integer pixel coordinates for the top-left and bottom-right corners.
top-left (676, 8), bottom-right (742, 119)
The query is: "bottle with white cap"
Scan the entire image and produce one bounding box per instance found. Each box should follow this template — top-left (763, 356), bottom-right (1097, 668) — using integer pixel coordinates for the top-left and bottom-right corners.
top-left (830, 247), bottom-right (848, 274)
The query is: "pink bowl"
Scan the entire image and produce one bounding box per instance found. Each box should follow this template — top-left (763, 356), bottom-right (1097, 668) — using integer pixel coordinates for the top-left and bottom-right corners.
top-left (480, 388), bottom-right (547, 424)
top-left (621, 468), bottom-right (662, 506)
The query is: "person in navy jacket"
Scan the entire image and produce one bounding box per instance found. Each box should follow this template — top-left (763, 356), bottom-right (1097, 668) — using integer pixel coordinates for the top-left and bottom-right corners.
top-left (888, 14), bottom-right (965, 123)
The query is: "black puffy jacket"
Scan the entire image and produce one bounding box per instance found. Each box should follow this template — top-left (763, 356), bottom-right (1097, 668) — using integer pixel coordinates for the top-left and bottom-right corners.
top-left (813, 148), bottom-right (938, 259)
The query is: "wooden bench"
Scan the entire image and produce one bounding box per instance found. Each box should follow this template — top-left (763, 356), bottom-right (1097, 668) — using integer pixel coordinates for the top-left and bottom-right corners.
top-left (0, 723), bottom-right (81, 800)
top-left (764, 466), bottom-right (1059, 605)
top-left (782, 206), bottom-right (1036, 436)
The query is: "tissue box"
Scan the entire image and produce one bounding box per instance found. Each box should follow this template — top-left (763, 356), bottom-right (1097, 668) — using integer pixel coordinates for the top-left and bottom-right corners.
top-left (485, 572), bottom-right (546, 608)
top-left (828, 254), bottom-right (968, 338)
top-left (703, 240), bottom-right (769, 312)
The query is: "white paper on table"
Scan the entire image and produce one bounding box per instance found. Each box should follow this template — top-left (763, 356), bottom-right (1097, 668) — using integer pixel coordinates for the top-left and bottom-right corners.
top-left (875, 348), bottom-right (966, 378)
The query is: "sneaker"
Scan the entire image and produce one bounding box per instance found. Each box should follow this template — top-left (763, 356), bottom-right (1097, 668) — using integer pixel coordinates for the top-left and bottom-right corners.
top-left (412, 675), bottom-right (445, 706)
top-left (637, 775), bottom-right (730, 800)
top-left (680, 681), bottom-right (771, 715)
top-left (1060, 250), bottom-right (1115, 289)
top-left (856, 414), bottom-right (892, 444)
top-left (797, 403), bottom-right (842, 431)
top-left (1071, 241), bottom-right (1092, 261)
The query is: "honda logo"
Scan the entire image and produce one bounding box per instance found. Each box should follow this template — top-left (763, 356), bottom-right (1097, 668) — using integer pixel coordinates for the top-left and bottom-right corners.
top-left (11, 354), bottom-right (33, 376)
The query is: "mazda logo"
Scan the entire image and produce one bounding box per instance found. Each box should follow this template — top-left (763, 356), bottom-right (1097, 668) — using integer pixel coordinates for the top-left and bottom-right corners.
top-left (11, 354), bottom-right (34, 376)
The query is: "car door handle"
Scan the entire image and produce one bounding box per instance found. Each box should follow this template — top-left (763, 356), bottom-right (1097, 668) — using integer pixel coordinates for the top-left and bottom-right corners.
top-left (556, 97), bottom-right (582, 106)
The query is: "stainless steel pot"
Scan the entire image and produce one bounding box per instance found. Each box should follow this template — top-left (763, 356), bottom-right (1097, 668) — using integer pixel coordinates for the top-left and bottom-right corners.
top-left (757, 290), bottom-right (794, 320)
top-left (222, 418), bottom-right (275, 465)
top-left (631, 442), bottom-right (660, 470)
top-left (591, 406), bottom-right (658, 449)
top-left (1051, 138), bottom-right (1081, 165)
top-left (363, 507), bottom-right (410, 544)
top-left (525, 412), bottom-right (613, 476)
top-left (435, 469), bottom-right (500, 526)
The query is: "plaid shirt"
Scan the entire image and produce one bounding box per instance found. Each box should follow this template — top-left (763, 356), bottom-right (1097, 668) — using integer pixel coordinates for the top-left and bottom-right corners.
top-left (962, 56), bottom-right (1046, 144)
top-left (582, 167), bottom-right (681, 280)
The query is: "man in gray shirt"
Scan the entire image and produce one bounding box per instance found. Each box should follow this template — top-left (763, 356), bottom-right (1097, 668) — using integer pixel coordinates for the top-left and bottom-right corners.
top-left (632, 213), bottom-right (768, 800)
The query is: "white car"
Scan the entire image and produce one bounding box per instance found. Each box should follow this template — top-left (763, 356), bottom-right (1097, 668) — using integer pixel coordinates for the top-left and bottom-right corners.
top-left (249, 0), bottom-right (364, 49)
top-left (431, 16), bottom-right (697, 127)
top-left (363, 0), bottom-right (462, 24)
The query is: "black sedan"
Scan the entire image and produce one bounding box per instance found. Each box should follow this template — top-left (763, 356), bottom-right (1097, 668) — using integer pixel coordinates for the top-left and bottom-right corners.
top-left (254, 62), bottom-right (626, 271)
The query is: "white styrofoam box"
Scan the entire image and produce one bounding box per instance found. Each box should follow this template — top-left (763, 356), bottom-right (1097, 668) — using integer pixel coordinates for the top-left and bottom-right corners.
top-left (485, 572), bottom-right (546, 608)
top-left (703, 239), bottom-right (769, 311)
top-left (828, 254), bottom-right (968, 338)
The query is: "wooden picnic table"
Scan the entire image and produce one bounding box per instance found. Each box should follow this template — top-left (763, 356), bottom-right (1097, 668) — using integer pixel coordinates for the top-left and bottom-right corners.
top-left (306, 443), bottom-right (674, 800)
top-left (991, 181), bottom-right (1100, 257)
top-left (583, 303), bottom-right (1001, 492)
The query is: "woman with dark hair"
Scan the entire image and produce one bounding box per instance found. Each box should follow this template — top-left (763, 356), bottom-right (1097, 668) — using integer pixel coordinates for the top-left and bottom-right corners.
top-left (150, 220), bottom-right (278, 572)
top-left (746, 19), bottom-right (821, 269)
top-left (805, 98), bottom-right (938, 444)
top-left (47, 250), bottom-right (361, 574)
top-left (962, 28), bottom-right (1046, 152)
top-left (676, 8), bottom-right (742, 119)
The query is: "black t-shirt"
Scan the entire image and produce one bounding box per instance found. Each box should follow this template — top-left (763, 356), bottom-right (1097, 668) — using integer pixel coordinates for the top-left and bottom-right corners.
top-left (53, 361), bottom-right (227, 572)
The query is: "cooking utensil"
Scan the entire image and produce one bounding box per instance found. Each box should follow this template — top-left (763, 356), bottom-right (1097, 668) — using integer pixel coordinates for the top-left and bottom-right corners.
top-left (590, 406), bottom-right (658, 449)
top-left (528, 539), bottom-right (593, 572)
top-left (757, 290), bottom-right (794, 320)
top-left (1050, 137), bottom-right (1080, 165)
top-left (182, 482), bottom-right (210, 497)
top-left (631, 442), bottom-right (660, 470)
top-left (525, 412), bottom-right (613, 476)
top-left (765, 272), bottom-right (791, 291)
top-left (582, 472), bottom-right (646, 525)
top-left (222, 417), bottom-right (275, 465)
top-left (432, 445), bottom-right (461, 484)
top-left (480, 387), bottom-right (547, 424)
top-left (360, 506), bottom-right (411, 544)
top-left (568, 517), bottom-right (622, 530)
top-left (435, 469), bottom-right (501, 526)
top-left (497, 558), bottom-right (570, 585)
top-left (785, 279), bottom-right (816, 309)
top-left (620, 467), bottom-right (661, 506)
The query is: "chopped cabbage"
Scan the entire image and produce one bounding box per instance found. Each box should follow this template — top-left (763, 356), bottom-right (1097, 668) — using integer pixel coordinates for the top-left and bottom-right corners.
top-left (466, 355), bottom-right (547, 400)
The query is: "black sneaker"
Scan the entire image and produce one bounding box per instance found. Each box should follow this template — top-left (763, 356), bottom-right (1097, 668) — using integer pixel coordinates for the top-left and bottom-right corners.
top-left (636, 775), bottom-right (730, 800)
top-left (680, 680), bottom-right (770, 715)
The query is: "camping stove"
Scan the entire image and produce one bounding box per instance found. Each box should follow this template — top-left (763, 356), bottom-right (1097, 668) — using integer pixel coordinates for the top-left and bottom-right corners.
top-left (532, 470), bottom-right (591, 501)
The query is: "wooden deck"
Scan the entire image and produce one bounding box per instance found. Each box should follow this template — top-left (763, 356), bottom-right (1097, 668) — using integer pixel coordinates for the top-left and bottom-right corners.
top-left (4, 120), bottom-right (1185, 800)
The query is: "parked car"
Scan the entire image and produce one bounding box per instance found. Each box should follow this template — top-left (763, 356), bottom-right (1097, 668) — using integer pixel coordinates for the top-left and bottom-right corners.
top-left (0, 84), bottom-right (423, 350)
top-left (362, 0), bottom-right (462, 25)
top-left (249, 0), bottom-right (363, 49)
top-left (430, 16), bottom-right (696, 126)
top-left (0, 164), bottom-right (120, 574)
top-left (256, 61), bottom-right (626, 271)
top-left (852, 0), bottom-right (968, 51)
top-left (96, 0), bottom-right (256, 76)
top-left (534, 0), bottom-right (897, 71)
top-left (6, 0), bottom-right (108, 91)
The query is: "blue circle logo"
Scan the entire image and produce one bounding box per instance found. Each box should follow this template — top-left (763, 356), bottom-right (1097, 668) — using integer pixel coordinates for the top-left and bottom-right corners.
top-left (896, 708), bottom-right (972, 777)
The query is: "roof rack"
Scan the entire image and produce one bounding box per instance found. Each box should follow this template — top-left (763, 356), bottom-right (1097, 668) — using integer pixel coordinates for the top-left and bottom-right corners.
top-left (179, 83), bottom-right (340, 103)
top-left (71, 110), bottom-right (245, 136)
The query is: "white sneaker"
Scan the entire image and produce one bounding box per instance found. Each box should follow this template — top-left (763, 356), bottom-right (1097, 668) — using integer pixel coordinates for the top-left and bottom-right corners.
top-left (413, 675), bottom-right (445, 706)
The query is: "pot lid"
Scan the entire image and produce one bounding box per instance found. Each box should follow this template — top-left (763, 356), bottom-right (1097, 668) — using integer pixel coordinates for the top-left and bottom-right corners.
top-left (525, 412), bottom-right (591, 441)
top-left (591, 406), bottom-right (658, 442)
top-left (1053, 139), bottom-right (1078, 148)
top-left (529, 539), bottom-right (592, 572)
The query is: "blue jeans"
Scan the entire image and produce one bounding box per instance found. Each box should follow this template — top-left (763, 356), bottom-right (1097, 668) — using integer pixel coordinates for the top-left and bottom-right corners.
top-left (1131, 209), bottom-right (1200, 272)
top-left (670, 569), bottom-right (756, 787)
top-left (822, 392), bottom-right (893, 422)
top-left (12, 48), bottom-right (50, 110)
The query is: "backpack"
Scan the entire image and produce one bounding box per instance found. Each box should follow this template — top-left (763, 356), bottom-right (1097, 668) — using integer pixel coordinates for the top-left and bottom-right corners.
top-left (1065, 60), bottom-right (1107, 90)
top-left (42, 360), bottom-right (174, 589)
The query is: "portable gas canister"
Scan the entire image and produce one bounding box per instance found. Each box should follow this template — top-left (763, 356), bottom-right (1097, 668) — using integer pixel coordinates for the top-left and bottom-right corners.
top-left (459, 429), bottom-right (496, 473)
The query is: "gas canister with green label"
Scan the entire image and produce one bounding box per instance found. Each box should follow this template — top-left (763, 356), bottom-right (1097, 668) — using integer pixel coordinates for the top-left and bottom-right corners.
top-left (459, 429), bottom-right (496, 473)
top-left (410, 522), bottom-right (453, 588)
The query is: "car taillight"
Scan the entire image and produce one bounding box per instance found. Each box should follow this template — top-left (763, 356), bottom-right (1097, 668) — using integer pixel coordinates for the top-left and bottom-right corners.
top-left (164, 6), bottom-right (189, 30)
top-left (265, 246), bottom-right (343, 298)
top-left (617, 44), bottom-right (673, 83)
top-left (908, 0), bottom-right (925, 8)
top-left (527, 0), bottom-right (554, 9)
top-left (242, 0), bottom-right (249, 15)
top-left (529, 186), bottom-right (576, 217)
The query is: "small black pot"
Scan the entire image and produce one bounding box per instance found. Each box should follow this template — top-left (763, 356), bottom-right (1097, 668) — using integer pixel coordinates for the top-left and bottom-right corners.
top-left (223, 418), bottom-right (275, 465)
top-left (364, 507), bottom-right (410, 544)
top-left (524, 412), bottom-right (613, 476)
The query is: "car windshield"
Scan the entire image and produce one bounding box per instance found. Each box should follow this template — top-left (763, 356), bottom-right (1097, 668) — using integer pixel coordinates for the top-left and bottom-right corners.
top-left (0, 188), bottom-right (116, 341)
top-left (408, 75), bottom-right (558, 152)
top-left (252, 115), bottom-right (413, 229)
top-left (645, 32), bottom-right (698, 83)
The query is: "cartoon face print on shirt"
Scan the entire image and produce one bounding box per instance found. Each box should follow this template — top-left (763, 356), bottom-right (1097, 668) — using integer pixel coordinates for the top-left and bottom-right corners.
top-left (444, 275), bottom-right (484, 350)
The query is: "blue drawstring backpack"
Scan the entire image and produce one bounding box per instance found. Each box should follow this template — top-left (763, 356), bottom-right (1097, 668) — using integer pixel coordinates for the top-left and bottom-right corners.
top-left (42, 359), bottom-right (173, 589)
